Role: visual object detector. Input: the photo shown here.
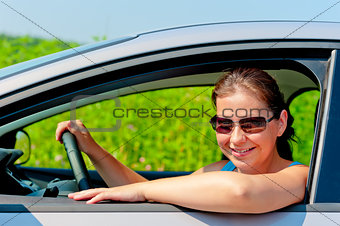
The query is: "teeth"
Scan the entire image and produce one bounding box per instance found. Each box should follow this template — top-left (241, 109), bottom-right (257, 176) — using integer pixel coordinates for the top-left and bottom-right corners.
top-left (231, 148), bottom-right (253, 153)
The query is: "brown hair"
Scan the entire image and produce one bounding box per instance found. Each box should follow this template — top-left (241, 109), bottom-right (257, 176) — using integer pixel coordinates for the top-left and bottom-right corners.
top-left (212, 68), bottom-right (295, 160)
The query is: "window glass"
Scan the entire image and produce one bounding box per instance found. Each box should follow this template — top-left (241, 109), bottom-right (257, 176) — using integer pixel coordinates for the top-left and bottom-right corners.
top-left (289, 90), bottom-right (320, 165)
top-left (20, 87), bottom-right (319, 171)
top-left (21, 86), bottom-right (219, 171)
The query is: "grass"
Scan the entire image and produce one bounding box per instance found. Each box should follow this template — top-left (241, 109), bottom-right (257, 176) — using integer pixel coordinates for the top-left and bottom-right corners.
top-left (290, 90), bottom-right (320, 165)
top-left (0, 34), bottom-right (79, 68)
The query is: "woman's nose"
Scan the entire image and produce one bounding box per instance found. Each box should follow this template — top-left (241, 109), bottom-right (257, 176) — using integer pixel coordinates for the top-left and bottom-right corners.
top-left (229, 125), bottom-right (246, 145)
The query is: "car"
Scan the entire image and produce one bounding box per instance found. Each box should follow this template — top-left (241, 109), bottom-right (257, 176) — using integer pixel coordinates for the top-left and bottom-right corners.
top-left (1, 21), bottom-right (340, 225)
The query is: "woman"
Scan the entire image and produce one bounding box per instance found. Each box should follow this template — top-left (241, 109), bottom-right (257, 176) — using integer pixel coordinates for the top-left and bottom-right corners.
top-left (56, 68), bottom-right (308, 213)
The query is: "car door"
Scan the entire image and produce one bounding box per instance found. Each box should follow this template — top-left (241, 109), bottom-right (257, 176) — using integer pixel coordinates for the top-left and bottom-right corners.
top-left (0, 52), bottom-right (329, 226)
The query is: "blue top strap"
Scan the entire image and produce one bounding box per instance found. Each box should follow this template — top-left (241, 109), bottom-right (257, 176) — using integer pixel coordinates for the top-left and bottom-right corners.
top-left (221, 161), bottom-right (236, 171)
top-left (288, 161), bottom-right (303, 167)
top-left (221, 161), bottom-right (303, 172)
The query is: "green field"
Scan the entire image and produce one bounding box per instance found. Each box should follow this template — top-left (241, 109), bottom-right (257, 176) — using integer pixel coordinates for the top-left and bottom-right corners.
top-left (0, 34), bottom-right (79, 68)
top-left (2, 35), bottom-right (319, 171)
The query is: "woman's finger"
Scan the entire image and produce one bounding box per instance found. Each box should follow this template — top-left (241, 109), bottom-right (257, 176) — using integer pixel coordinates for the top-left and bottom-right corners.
top-left (55, 121), bottom-right (69, 143)
top-left (67, 120), bottom-right (87, 134)
top-left (86, 192), bottom-right (115, 204)
top-left (68, 188), bottom-right (109, 200)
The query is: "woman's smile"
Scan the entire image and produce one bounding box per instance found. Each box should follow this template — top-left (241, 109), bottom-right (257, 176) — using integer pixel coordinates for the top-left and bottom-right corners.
top-left (230, 146), bottom-right (256, 157)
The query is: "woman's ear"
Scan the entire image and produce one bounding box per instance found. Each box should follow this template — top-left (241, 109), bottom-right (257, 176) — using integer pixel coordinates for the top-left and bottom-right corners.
top-left (277, 110), bottom-right (288, 137)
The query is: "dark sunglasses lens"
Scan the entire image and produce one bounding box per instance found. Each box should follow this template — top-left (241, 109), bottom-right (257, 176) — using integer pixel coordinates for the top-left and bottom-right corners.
top-left (215, 117), bottom-right (233, 134)
top-left (240, 117), bottom-right (266, 133)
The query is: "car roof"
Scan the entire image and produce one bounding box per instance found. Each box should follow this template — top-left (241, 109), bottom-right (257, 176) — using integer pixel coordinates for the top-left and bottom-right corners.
top-left (0, 21), bottom-right (340, 98)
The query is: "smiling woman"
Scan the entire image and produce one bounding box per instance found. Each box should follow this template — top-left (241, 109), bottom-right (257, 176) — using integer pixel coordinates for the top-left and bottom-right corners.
top-left (56, 68), bottom-right (309, 213)
top-left (211, 68), bottom-right (296, 168)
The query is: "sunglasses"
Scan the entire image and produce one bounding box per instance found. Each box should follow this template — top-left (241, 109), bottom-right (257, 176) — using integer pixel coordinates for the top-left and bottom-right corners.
top-left (209, 115), bottom-right (275, 134)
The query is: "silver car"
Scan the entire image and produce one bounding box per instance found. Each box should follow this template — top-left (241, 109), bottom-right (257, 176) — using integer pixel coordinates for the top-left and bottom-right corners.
top-left (0, 21), bottom-right (340, 225)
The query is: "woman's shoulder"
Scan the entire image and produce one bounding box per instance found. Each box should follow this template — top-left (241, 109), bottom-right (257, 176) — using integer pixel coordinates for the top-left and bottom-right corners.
top-left (192, 160), bottom-right (229, 175)
top-left (285, 161), bottom-right (309, 169)
top-left (267, 160), bottom-right (308, 175)
top-left (280, 161), bottom-right (309, 177)
top-left (276, 159), bottom-right (308, 170)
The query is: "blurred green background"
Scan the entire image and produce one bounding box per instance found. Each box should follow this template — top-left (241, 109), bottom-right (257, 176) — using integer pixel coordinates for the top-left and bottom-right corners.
top-left (1, 35), bottom-right (319, 171)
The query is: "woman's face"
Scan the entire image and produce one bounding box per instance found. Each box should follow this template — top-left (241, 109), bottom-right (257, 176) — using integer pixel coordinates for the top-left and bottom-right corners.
top-left (215, 89), bottom-right (287, 173)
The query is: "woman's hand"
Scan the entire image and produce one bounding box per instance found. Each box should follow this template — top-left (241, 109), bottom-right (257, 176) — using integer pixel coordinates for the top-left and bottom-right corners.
top-left (56, 120), bottom-right (148, 187)
top-left (68, 183), bottom-right (147, 204)
top-left (56, 120), bottom-right (98, 155)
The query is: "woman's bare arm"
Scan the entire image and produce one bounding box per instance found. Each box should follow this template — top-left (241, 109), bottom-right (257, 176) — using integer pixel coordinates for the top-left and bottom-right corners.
top-left (69, 165), bottom-right (308, 213)
top-left (85, 144), bottom-right (148, 187)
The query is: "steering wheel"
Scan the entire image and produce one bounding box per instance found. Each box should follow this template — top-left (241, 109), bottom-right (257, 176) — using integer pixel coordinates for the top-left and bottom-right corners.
top-left (62, 132), bottom-right (92, 191)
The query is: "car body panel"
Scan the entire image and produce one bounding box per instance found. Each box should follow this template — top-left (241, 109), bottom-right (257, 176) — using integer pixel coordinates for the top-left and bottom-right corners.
top-left (310, 50), bottom-right (340, 204)
top-left (1, 194), bottom-right (340, 226)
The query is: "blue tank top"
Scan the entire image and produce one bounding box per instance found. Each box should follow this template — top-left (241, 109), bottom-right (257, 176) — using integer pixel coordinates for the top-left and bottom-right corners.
top-left (221, 161), bottom-right (303, 171)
